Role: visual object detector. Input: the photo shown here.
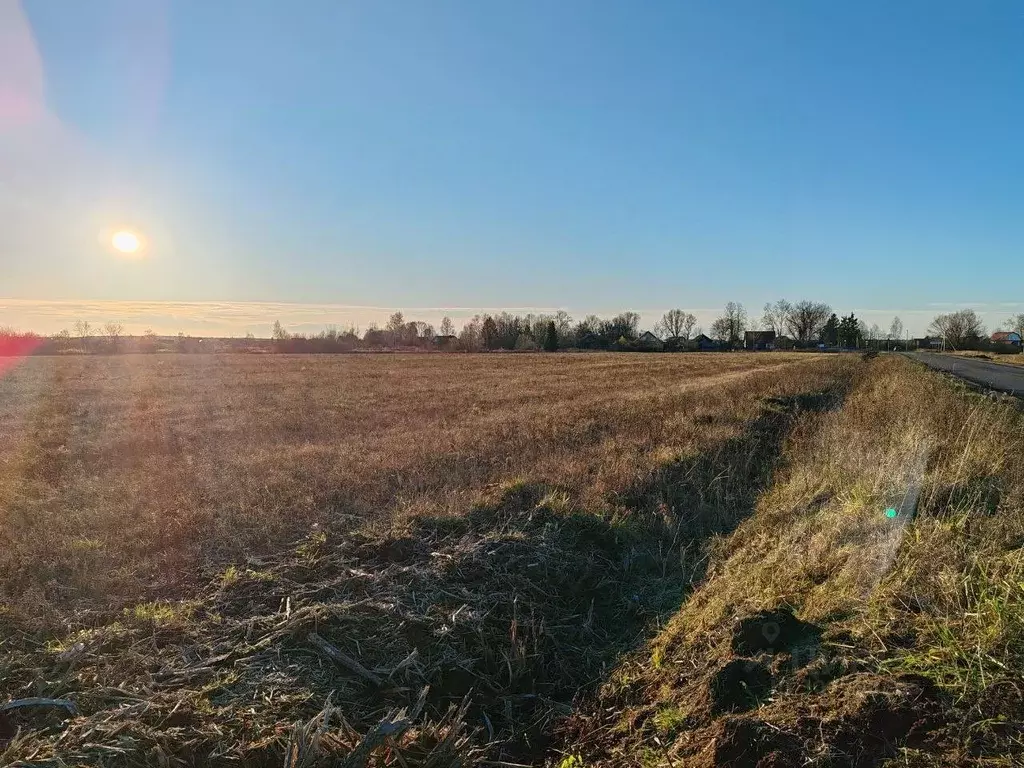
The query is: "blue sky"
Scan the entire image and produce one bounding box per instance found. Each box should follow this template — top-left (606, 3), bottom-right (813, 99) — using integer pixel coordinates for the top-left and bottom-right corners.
top-left (1, 0), bottom-right (1022, 335)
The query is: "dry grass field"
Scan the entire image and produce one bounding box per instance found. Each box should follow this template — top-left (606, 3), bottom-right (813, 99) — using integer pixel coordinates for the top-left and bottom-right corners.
top-left (1, 351), bottom-right (1022, 767)
top-left (0, 351), bottom-right (839, 623)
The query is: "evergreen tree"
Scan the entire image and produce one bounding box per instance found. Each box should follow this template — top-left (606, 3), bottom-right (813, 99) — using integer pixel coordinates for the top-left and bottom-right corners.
top-left (820, 314), bottom-right (840, 346)
top-left (838, 313), bottom-right (861, 347)
top-left (543, 320), bottom-right (558, 351)
top-left (482, 316), bottom-right (499, 350)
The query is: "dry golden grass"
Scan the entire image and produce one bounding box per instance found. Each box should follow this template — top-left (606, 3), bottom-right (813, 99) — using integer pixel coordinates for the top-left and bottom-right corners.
top-left (0, 351), bottom-right (841, 623)
top-left (0, 351), bottom-right (859, 766)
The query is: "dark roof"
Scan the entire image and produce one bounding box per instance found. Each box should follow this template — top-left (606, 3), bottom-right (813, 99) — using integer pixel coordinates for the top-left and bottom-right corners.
top-left (638, 331), bottom-right (661, 340)
top-left (744, 330), bottom-right (777, 341)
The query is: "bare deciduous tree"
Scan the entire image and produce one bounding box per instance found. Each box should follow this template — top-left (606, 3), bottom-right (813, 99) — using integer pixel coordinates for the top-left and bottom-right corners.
top-left (458, 315), bottom-right (484, 351)
top-left (553, 310), bottom-right (573, 342)
top-left (440, 316), bottom-right (455, 336)
top-left (1007, 314), bottom-right (1024, 340)
top-left (711, 302), bottom-right (746, 345)
top-left (888, 316), bottom-right (903, 344)
top-left (929, 309), bottom-right (985, 349)
top-left (761, 300), bottom-right (792, 337)
top-left (709, 317), bottom-right (730, 343)
top-left (385, 312), bottom-right (406, 346)
top-left (103, 322), bottom-right (124, 353)
top-left (786, 301), bottom-right (831, 344)
top-left (73, 320), bottom-right (93, 353)
top-left (655, 309), bottom-right (697, 340)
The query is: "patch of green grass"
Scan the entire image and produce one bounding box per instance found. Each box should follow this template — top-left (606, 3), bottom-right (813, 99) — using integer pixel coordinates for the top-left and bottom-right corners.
top-left (127, 601), bottom-right (195, 626)
top-left (888, 555), bottom-right (1024, 698)
top-left (220, 564), bottom-right (241, 586)
top-left (69, 537), bottom-right (104, 552)
top-left (538, 490), bottom-right (574, 515)
top-left (222, 564), bottom-right (276, 586)
top-left (296, 530), bottom-right (327, 561)
top-left (652, 704), bottom-right (687, 735)
top-left (650, 645), bottom-right (665, 670)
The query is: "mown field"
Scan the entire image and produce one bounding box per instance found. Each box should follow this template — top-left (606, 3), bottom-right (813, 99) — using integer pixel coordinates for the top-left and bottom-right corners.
top-left (0, 352), bottom-right (834, 621)
top-left (1, 352), bottom-right (1022, 767)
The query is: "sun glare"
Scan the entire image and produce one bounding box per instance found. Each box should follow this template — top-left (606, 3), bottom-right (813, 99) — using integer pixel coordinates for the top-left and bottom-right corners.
top-left (111, 230), bottom-right (141, 254)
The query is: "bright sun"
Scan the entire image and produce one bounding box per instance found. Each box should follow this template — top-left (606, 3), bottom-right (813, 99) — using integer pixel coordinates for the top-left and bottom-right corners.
top-left (111, 230), bottom-right (141, 254)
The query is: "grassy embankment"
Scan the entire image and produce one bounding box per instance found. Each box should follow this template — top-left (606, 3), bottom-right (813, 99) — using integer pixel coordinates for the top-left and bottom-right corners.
top-left (564, 355), bottom-right (1024, 767)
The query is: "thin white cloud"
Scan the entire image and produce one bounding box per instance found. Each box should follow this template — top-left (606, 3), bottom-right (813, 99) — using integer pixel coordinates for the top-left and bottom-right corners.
top-left (2, 298), bottom-right (1021, 338)
top-left (0, 298), bottom-right (563, 336)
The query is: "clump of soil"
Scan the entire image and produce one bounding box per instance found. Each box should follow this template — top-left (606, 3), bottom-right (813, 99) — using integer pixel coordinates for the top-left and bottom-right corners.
top-left (731, 607), bottom-right (822, 655)
top-left (697, 716), bottom-right (801, 768)
top-left (679, 671), bottom-right (944, 767)
top-left (710, 659), bottom-right (772, 714)
top-left (358, 535), bottom-right (427, 564)
top-left (788, 653), bottom-right (861, 692)
top-left (815, 673), bottom-right (944, 764)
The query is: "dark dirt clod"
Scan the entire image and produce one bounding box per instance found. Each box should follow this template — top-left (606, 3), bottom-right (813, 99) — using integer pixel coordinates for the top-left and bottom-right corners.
top-left (690, 673), bottom-right (944, 768)
top-left (710, 659), bottom-right (772, 714)
top-left (359, 536), bottom-right (426, 564)
top-left (701, 716), bottom-right (802, 768)
top-left (824, 673), bottom-right (943, 762)
top-left (731, 607), bottom-right (822, 655)
top-left (789, 654), bottom-right (860, 692)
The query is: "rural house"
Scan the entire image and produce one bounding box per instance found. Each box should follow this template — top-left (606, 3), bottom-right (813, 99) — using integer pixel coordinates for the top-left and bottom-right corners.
top-left (637, 331), bottom-right (665, 351)
top-left (692, 334), bottom-right (720, 351)
top-left (743, 330), bottom-right (776, 350)
top-left (991, 331), bottom-right (1022, 347)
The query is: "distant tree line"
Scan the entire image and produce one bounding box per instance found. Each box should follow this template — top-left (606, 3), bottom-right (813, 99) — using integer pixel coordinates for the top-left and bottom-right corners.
top-left (0, 306), bottom-right (1021, 356)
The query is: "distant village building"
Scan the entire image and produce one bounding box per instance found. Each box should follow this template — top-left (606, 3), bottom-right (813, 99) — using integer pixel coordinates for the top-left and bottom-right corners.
top-left (743, 330), bottom-right (776, 351)
top-left (914, 337), bottom-right (943, 349)
top-left (637, 331), bottom-right (664, 351)
top-left (992, 331), bottom-right (1022, 347)
top-left (434, 334), bottom-right (458, 348)
top-left (692, 334), bottom-right (720, 351)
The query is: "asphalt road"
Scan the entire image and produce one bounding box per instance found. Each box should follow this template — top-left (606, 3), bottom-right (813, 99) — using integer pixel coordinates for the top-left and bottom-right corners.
top-left (908, 351), bottom-right (1024, 396)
